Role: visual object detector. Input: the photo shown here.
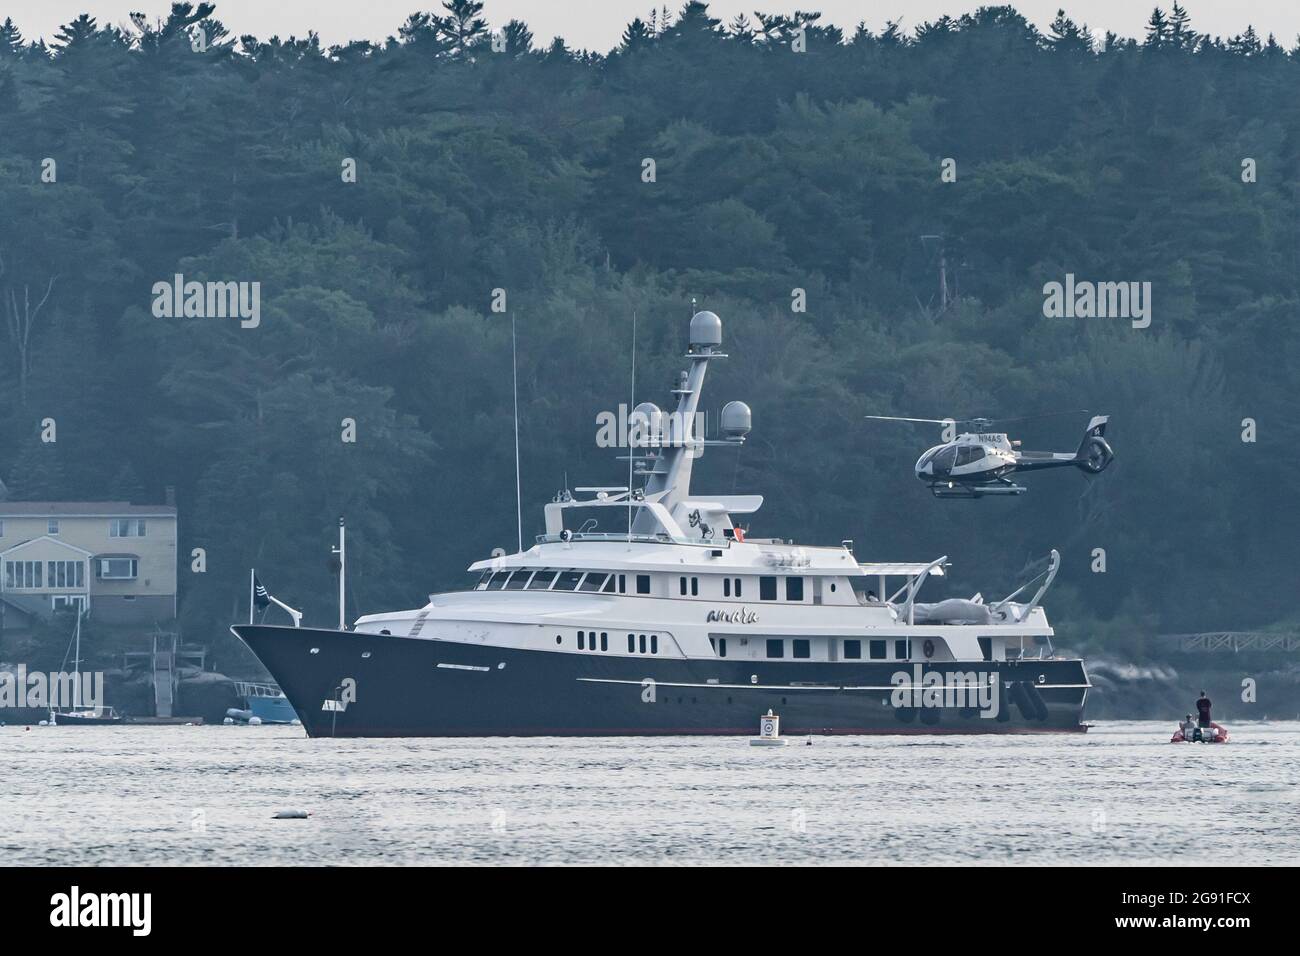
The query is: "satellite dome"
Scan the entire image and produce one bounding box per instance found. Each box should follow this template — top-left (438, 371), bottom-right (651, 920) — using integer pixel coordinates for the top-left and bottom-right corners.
top-left (630, 401), bottom-right (663, 444)
top-left (690, 310), bottom-right (722, 348)
top-left (720, 400), bottom-right (752, 440)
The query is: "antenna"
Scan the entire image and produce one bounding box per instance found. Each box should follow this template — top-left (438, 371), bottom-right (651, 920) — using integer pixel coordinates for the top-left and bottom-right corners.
top-left (626, 309), bottom-right (637, 547)
top-left (511, 313), bottom-right (522, 554)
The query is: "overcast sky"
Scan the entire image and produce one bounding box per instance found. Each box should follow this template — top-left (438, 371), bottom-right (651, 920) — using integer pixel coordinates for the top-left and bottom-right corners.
top-left (5, 1), bottom-right (1298, 51)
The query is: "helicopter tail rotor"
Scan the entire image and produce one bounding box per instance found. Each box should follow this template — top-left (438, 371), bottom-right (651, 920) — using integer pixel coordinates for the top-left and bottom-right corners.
top-left (1075, 416), bottom-right (1113, 474)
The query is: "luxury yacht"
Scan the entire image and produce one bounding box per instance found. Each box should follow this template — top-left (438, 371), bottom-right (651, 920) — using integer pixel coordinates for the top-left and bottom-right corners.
top-left (232, 311), bottom-right (1089, 736)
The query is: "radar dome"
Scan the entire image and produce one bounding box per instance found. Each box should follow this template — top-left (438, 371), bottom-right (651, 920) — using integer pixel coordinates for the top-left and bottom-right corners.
top-left (690, 310), bottom-right (722, 348)
top-left (720, 400), bottom-right (752, 440)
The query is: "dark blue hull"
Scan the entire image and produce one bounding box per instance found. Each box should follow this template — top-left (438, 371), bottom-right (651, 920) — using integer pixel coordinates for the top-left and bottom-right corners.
top-left (231, 625), bottom-right (1089, 738)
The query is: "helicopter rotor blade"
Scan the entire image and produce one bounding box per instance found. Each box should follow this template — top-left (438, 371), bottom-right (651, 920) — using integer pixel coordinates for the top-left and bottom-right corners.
top-left (979, 409), bottom-right (1091, 426)
top-left (864, 415), bottom-right (955, 425)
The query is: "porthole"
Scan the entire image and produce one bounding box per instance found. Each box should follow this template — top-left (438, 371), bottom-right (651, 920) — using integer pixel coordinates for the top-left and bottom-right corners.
top-left (361, 651), bottom-right (371, 659)
top-left (309, 648), bottom-right (320, 655)
top-left (555, 635), bottom-right (562, 645)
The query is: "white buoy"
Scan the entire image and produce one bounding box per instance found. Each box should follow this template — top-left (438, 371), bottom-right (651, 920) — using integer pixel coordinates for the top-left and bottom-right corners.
top-left (223, 717), bottom-right (234, 725)
top-left (750, 709), bottom-right (788, 747)
top-left (247, 716), bottom-right (263, 726)
top-left (273, 810), bottom-right (311, 819)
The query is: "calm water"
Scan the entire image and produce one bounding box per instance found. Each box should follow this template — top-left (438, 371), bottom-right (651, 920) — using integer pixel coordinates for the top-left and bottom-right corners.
top-left (3, 721), bottom-right (1297, 865)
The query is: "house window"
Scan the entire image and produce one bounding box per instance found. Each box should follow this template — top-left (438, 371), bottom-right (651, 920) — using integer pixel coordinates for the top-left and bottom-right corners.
top-left (48, 519), bottom-right (60, 535)
top-left (786, 577), bottom-right (804, 601)
top-left (0, 520), bottom-right (4, 536)
top-left (766, 639), bottom-right (784, 658)
top-left (97, 558), bottom-right (138, 580)
top-left (843, 639), bottom-right (862, 659)
top-left (792, 639), bottom-right (810, 659)
top-left (109, 519), bottom-right (146, 537)
top-left (46, 561), bottom-right (84, 589)
top-left (5, 560), bottom-right (44, 589)
top-left (869, 639), bottom-right (887, 660)
top-left (636, 574), bottom-right (650, 595)
top-left (759, 576), bottom-right (777, 601)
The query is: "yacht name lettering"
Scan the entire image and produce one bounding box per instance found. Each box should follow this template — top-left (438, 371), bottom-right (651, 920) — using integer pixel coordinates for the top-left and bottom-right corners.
top-left (706, 608), bottom-right (758, 624)
top-left (890, 665), bottom-right (1000, 718)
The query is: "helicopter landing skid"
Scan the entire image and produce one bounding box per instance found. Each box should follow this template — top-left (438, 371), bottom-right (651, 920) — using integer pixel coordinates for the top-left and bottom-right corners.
top-left (929, 482), bottom-right (1027, 499)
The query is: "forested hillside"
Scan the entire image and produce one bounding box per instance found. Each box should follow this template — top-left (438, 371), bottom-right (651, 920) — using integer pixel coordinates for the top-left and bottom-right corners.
top-left (1, 2), bottom-right (1296, 656)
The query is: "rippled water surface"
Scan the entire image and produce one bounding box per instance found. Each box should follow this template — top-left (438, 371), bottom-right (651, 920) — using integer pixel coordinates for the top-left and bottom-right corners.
top-left (3, 721), bottom-right (1297, 865)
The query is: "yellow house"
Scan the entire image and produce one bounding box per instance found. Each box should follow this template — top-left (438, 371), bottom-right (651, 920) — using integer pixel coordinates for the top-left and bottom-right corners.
top-left (0, 501), bottom-right (178, 627)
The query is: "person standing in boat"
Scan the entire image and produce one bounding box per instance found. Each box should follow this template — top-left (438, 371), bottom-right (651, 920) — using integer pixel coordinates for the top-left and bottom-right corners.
top-left (1196, 690), bottom-right (1212, 728)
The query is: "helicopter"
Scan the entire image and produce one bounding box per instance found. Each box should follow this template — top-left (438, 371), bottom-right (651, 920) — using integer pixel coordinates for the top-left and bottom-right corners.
top-left (866, 413), bottom-right (1114, 498)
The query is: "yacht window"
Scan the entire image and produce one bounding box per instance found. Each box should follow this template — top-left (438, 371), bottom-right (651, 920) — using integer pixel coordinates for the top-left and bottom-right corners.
top-left (527, 569), bottom-right (557, 590)
top-left (627, 633), bottom-right (635, 653)
top-left (618, 575), bottom-right (627, 593)
top-left (792, 639), bottom-right (810, 659)
top-left (636, 574), bottom-right (650, 595)
top-left (650, 634), bottom-right (658, 654)
top-left (504, 570), bottom-right (531, 590)
top-left (580, 573), bottom-right (608, 592)
top-left (476, 571), bottom-right (493, 590)
top-left (759, 577), bottom-right (777, 601)
top-left (578, 631), bottom-right (586, 650)
top-left (600, 632), bottom-right (608, 651)
top-left (690, 577), bottom-right (698, 596)
top-left (723, 579), bottom-right (731, 597)
top-left (843, 639), bottom-right (862, 659)
top-left (486, 571), bottom-right (509, 590)
top-left (894, 639), bottom-right (911, 660)
top-left (766, 639), bottom-right (784, 658)
top-left (638, 634), bottom-right (647, 654)
top-left (717, 637), bottom-right (727, 657)
top-left (679, 576), bottom-right (688, 596)
top-left (978, 637), bottom-right (992, 662)
top-left (786, 577), bottom-right (804, 601)
top-left (554, 570), bottom-right (583, 591)
top-left (734, 578), bottom-right (743, 597)
top-left (869, 639), bottom-right (887, 660)
top-left (601, 576), bottom-right (616, 593)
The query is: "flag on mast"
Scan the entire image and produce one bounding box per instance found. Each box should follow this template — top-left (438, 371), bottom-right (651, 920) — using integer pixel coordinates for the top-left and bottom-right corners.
top-left (253, 575), bottom-right (271, 611)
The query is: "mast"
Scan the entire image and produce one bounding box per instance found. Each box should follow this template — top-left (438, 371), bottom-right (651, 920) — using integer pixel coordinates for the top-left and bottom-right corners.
top-left (73, 610), bottom-right (81, 710)
top-left (334, 517), bottom-right (346, 631)
top-left (630, 310), bottom-right (725, 533)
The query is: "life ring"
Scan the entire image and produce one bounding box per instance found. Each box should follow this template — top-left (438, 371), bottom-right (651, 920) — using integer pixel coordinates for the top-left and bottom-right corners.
top-left (923, 639), bottom-right (935, 659)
